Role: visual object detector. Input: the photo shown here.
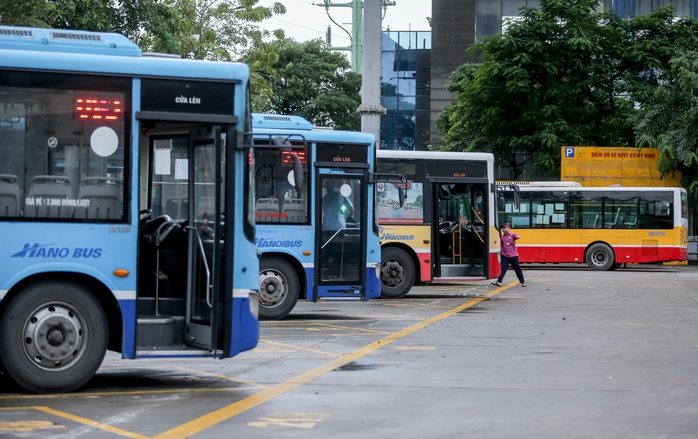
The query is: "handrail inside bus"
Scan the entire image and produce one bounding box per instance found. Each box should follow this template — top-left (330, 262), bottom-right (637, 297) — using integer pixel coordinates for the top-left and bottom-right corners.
top-left (470, 208), bottom-right (485, 243)
top-left (187, 226), bottom-right (212, 308)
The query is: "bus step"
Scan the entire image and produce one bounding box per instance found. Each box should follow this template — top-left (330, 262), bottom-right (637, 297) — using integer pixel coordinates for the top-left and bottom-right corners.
top-left (136, 315), bottom-right (185, 347)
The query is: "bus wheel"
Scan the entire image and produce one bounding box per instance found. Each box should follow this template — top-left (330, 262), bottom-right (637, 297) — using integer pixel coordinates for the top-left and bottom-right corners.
top-left (259, 257), bottom-right (299, 320)
top-left (585, 243), bottom-right (615, 271)
top-left (0, 281), bottom-right (108, 393)
top-left (380, 247), bottom-right (415, 299)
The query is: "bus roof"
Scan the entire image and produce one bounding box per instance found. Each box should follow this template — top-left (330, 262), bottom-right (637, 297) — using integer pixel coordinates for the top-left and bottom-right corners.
top-left (515, 185), bottom-right (684, 192)
top-left (0, 26), bottom-right (249, 81)
top-left (0, 26), bottom-right (141, 56)
top-left (377, 149), bottom-right (494, 163)
top-left (252, 113), bottom-right (313, 130)
top-left (252, 113), bottom-right (375, 144)
top-left (498, 181), bottom-right (583, 187)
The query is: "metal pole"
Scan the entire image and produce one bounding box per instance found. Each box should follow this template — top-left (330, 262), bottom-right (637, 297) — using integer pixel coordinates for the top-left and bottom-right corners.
top-left (358, 0), bottom-right (385, 148)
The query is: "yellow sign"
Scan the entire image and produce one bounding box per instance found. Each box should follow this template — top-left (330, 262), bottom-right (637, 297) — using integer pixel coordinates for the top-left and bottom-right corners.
top-left (561, 146), bottom-right (681, 187)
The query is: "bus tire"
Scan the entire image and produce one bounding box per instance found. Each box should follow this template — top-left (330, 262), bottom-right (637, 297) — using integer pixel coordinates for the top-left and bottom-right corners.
top-left (259, 257), bottom-right (299, 320)
top-left (380, 247), bottom-right (415, 299)
top-left (585, 243), bottom-right (615, 271)
top-left (0, 281), bottom-right (108, 393)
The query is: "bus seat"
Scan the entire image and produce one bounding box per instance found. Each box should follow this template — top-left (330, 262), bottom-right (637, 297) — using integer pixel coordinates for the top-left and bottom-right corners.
top-left (281, 198), bottom-right (306, 223)
top-left (76, 177), bottom-right (122, 220)
top-left (0, 174), bottom-right (20, 217)
top-left (25, 175), bottom-right (72, 218)
top-left (605, 208), bottom-right (622, 228)
top-left (256, 197), bottom-right (279, 222)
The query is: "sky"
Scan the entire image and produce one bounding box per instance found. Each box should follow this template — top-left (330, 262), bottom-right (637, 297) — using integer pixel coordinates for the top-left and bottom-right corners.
top-left (259, 0), bottom-right (432, 44)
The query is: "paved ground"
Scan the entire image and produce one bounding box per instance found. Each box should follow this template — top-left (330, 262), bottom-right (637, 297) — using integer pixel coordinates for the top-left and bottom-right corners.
top-left (1, 264), bottom-right (697, 438)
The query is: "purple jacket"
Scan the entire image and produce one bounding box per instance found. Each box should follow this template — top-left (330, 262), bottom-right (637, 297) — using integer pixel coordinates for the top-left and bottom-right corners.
top-left (500, 231), bottom-right (520, 258)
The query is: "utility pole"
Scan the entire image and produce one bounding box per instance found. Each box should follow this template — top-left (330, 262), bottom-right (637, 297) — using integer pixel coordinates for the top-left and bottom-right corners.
top-left (322, 0), bottom-right (363, 71)
top-left (322, 0), bottom-right (394, 146)
top-left (321, 0), bottom-right (394, 72)
top-left (357, 0), bottom-right (385, 147)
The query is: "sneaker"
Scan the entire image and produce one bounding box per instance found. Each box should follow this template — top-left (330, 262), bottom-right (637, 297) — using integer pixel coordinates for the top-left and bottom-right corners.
top-left (491, 281), bottom-right (502, 287)
top-left (521, 283), bottom-right (527, 287)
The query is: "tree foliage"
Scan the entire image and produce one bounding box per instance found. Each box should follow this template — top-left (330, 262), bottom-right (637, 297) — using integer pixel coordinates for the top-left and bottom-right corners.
top-left (244, 39), bottom-right (361, 130)
top-left (435, 0), bottom-right (698, 180)
top-left (149, 0), bottom-right (286, 61)
top-left (636, 51), bottom-right (698, 200)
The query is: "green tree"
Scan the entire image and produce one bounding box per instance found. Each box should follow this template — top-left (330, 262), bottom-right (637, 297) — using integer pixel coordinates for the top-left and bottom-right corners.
top-left (156, 0), bottom-right (285, 60)
top-left (0, 0), bottom-right (52, 27)
top-left (244, 39), bottom-right (361, 130)
top-left (636, 50), bottom-right (698, 200)
top-left (0, 0), bottom-right (172, 41)
top-left (435, 0), bottom-right (698, 179)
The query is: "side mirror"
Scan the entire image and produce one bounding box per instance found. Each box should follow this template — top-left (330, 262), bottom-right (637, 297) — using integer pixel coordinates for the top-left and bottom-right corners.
top-left (292, 153), bottom-right (304, 188)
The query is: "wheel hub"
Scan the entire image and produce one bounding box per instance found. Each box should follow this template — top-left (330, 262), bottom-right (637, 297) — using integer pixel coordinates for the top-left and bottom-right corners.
top-left (592, 251), bottom-right (607, 265)
top-left (381, 261), bottom-right (404, 287)
top-left (259, 270), bottom-right (286, 305)
top-left (23, 304), bottom-right (85, 370)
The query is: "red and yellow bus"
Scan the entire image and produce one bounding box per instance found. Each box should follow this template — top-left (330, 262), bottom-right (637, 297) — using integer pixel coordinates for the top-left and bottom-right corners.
top-left (496, 183), bottom-right (688, 270)
top-left (376, 151), bottom-right (504, 298)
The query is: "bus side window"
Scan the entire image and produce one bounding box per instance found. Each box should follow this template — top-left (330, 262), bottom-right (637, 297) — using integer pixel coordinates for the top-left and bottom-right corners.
top-left (281, 198), bottom-right (306, 223)
top-left (0, 174), bottom-right (20, 217)
top-left (25, 175), bottom-right (73, 218)
top-left (75, 177), bottom-right (122, 220)
top-left (256, 197), bottom-right (279, 222)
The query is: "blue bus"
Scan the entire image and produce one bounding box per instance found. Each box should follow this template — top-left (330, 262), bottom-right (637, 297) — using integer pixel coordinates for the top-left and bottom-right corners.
top-left (251, 114), bottom-right (383, 319)
top-left (0, 26), bottom-right (260, 393)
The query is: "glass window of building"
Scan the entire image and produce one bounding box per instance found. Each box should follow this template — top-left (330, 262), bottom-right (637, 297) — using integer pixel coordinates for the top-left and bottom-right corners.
top-left (380, 30), bottom-right (431, 150)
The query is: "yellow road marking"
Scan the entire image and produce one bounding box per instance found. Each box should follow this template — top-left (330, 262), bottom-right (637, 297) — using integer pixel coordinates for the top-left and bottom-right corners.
top-left (258, 340), bottom-right (341, 357)
top-left (311, 323), bottom-right (391, 334)
top-left (153, 284), bottom-right (510, 439)
top-left (0, 420), bottom-right (64, 431)
top-left (247, 412), bottom-right (331, 428)
top-left (0, 407), bottom-right (149, 439)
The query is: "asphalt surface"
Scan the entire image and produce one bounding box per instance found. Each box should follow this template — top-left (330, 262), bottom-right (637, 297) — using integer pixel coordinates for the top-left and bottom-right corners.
top-left (1, 264), bottom-right (697, 438)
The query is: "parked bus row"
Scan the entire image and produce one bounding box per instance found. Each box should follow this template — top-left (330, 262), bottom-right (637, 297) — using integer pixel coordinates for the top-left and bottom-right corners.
top-left (0, 25), bottom-right (688, 394)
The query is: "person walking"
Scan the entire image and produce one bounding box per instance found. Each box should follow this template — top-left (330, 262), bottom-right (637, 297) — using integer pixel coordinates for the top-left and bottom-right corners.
top-left (492, 223), bottom-right (526, 287)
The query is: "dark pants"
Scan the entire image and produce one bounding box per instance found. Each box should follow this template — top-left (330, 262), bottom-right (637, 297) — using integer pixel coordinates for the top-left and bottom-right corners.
top-left (497, 255), bottom-right (525, 284)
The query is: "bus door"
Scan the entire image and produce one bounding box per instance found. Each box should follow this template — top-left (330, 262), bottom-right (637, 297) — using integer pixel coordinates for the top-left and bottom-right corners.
top-left (432, 181), bottom-right (487, 278)
top-left (314, 169), bottom-right (367, 300)
top-left (142, 124), bottom-right (230, 352)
